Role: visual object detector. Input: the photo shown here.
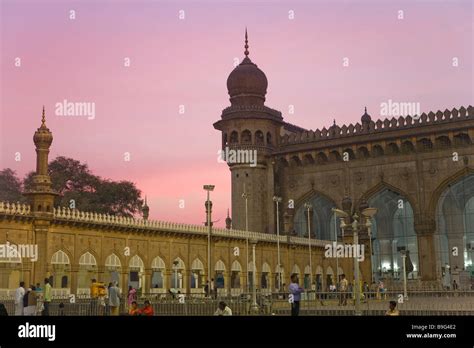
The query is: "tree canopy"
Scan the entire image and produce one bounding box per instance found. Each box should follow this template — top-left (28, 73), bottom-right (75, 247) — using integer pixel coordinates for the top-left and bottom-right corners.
top-left (1, 156), bottom-right (144, 217)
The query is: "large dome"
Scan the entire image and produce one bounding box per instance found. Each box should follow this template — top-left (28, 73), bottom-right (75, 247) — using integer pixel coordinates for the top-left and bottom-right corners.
top-left (226, 30), bottom-right (268, 106)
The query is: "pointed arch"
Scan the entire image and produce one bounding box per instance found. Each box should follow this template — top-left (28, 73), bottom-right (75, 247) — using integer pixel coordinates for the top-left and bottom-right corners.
top-left (105, 253), bottom-right (122, 268)
top-left (262, 262), bottom-right (271, 273)
top-left (172, 257), bottom-right (185, 270)
top-left (231, 260), bottom-right (242, 272)
top-left (428, 167), bottom-right (474, 216)
top-left (151, 256), bottom-right (166, 269)
top-left (129, 255), bottom-right (144, 269)
top-left (191, 258), bottom-right (204, 270)
top-left (79, 251), bottom-right (97, 266)
top-left (215, 260), bottom-right (226, 271)
top-left (292, 264), bottom-right (301, 275)
top-left (359, 181), bottom-right (417, 214)
top-left (51, 250), bottom-right (70, 265)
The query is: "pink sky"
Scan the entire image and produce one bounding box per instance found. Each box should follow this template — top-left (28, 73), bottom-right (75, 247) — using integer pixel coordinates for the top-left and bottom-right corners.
top-left (0, 0), bottom-right (472, 227)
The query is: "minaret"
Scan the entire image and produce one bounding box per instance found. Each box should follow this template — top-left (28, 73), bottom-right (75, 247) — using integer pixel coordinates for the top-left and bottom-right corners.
top-left (142, 196), bottom-right (150, 220)
top-left (214, 30), bottom-right (283, 233)
top-left (225, 209), bottom-right (232, 229)
top-left (24, 107), bottom-right (58, 216)
top-left (24, 107), bottom-right (58, 287)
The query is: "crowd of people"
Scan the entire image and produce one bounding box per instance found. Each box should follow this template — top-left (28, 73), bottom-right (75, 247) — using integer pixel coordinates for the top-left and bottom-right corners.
top-left (6, 274), bottom-right (403, 317)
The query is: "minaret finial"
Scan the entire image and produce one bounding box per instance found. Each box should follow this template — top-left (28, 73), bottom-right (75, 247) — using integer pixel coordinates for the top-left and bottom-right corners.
top-left (145, 195), bottom-right (147, 205)
top-left (41, 106), bottom-right (46, 127)
top-left (364, 106), bottom-right (367, 113)
top-left (244, 28), bottom-right (249, 57)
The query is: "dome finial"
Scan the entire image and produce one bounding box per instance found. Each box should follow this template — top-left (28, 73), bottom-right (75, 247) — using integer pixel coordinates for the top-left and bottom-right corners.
top-left (365, 106), bottom-right (367, 113)
top-left (41, 106), bottom-right (46, 127)
top-left (244, 27), bottom-right (249, 57)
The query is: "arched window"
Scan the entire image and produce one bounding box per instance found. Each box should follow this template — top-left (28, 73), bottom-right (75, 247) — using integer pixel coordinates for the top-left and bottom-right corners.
top-left (401, 141), bottom-right (415, 154)
top-left (230, 131), bottom-right (239, 144)
top-left (215, 260), bottom-right (226, 289)
top-left (51, 250), bottom-right (70, 289)
top-left (386, 143), bottom-right (400, 155)
top-left (241, 130), bottom-right (252, 144)
top-left (372, 145), bottom-right (384, 157)
top-left (255, 130), bottom-right (264, 145)
top-left (129, 255), bottom-right (145, 291)
top-left (171, 257), bottom-right (185, 290)
top-left (266, 132), bottom-right (272, 146)
top-left (151, 256), bottom-right (166, 289)
top-left (261, 263), bottom-right (271, 289)
top-left (78, 252), bottom-right (97, 292)
top-left (191, 258), bottom-right (204, 289)
top-left (231, 260), bottom-right (242, 289)
top-left (105, 254), bottom-right (121, 286)
top-left (357, 147), bottom-right (370, 159)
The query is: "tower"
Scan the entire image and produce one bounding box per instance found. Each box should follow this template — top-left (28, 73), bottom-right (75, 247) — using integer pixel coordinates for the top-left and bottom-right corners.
top-left (24, 107), bottom-right (58, 285)
top-left (214, 30), bottom-right (284, 233)
top-left (24, 107), bottom-right (58, 216)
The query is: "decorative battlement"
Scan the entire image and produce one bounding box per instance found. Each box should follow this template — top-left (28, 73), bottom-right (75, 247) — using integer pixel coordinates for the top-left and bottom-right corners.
top-left (0, 202), bottom-right (31, 215)
top-left (0, 201), bottom-right (329, 248)
top-left (221, 104), bottom-right (283, 120)
top-left (281, 106), bottom-right (473, 145)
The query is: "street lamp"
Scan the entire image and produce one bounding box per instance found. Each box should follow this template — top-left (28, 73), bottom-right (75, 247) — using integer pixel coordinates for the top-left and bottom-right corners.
top-left (351, 208), bottom-right (378, 316)
top-left (332, 208), bottom-right (349, 286)
top-left (400, 248), bottom-right (408, 300)
top-left (361, 208), bottom-right (377, 286)
top-left (273, 196), bottom-right (283, 292)
top-left (242, 185), bottom-right (250, 294)
top-left (304, 202), bottom-right (313, 292)
top-left (203, 185), bottom-right (215, 295)
top-left (173, 260), bottom-right (179, 290)
top-left (250, 239), bottom-right (259, 314)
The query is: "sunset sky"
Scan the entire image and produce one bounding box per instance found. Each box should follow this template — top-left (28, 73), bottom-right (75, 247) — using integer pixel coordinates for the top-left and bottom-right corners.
top-left (0, 0), bottom-right (472, 227)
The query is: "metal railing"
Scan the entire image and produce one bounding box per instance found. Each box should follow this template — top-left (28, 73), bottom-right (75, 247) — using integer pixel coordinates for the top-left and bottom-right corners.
top-left (1, 290), bottom-right (473, 316)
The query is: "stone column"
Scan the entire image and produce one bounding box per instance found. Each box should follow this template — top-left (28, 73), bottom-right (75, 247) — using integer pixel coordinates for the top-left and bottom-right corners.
top-left (32, 221), bottom-right (49, 286)
top-left (70, 264), bottom-right (79, 295)
top-left (144, 268), bottom-right (152, 294)
top-left (415, 220), bottom-right (437, 281)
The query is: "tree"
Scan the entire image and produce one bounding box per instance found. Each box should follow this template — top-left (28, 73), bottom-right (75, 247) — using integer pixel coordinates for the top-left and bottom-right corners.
top-left (23, 156), bottom-right (144, 217)
top-left (0, 169), bottom-right (26, 203)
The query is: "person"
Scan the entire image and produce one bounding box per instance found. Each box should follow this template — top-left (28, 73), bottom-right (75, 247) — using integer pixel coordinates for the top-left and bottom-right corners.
top-left (210, 278), bottom-right (216, 299)
top-left (453, 280), bottom-right (458, 290)
top-left (108, 282), bottom-right (120, 316)
top-left (25, 286), bottom-right (38, 316)
top-left (139, 300), bottom-right (154, 316)
top-left (14, 281), bottom-right (25, 316)
top-left (214, 301), bottom-right (232, 316)
top-left (282, 283), bottom-right (287, 300)
top-left (339, 274), bottom-right (348, 306)
top-left (35, 283), bottom-right (42, 292)
top-left (288, 274), bottom-right (304, 316)
top-left (128, 301), bottom-right (139, 316)
top-left (127, 286), bottom-right (137, 308)
top-left (385, 301), bottom-right (400, 316)
top-left (43, 278), bottom-right (51, 316)
top-left (363, 282), bottom-right (370, 299)
top-left (204, 281), bottom-right (210, 297)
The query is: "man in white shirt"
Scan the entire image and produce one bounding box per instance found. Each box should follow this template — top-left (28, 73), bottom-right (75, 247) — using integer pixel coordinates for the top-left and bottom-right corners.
top-left (14, 281), bottom-right (25, 316)
top-left (214, 301), bottom-right (232, 316)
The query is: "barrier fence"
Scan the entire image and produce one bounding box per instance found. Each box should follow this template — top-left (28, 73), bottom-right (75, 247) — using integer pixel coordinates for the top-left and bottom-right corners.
top-left (1, 290), bottom-right (474, 316)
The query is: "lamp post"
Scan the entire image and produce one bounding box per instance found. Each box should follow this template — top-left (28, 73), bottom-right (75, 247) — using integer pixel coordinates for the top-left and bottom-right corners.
top-left (250, 239), bottom-right (259, 314)
top-left (173, 260), bottom-right (179, 290)
top-left (242, 185), bottom-right (249, 294)
top-left (203, 185), bottom-right (215, 295)
top-left (401, 249), bottom-right (408, 300)
top-left (332, 208), bottom-right (349, 288)
top-left (273, 196), bottom-right (282, 292)
top-left (333, 208), bottom-right (377, 315)
top-left (304, 202), bottom-right (313, 291)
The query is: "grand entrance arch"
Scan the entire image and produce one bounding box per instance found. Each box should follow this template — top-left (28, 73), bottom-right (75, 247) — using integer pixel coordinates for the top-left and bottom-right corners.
top-left (435, 174), bottom-right (474, 289)
top-left (294, 193), bottom-right (339, 240)
top-left (367, 188), bottom-right (419, 282)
